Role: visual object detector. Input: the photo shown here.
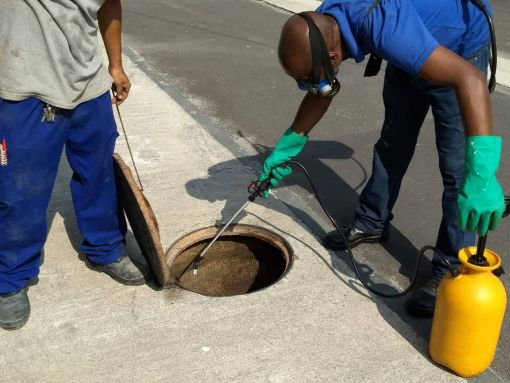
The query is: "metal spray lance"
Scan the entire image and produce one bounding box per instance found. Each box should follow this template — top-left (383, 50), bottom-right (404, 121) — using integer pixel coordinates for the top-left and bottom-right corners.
top-left (176, 177), bottom-right (272, 279)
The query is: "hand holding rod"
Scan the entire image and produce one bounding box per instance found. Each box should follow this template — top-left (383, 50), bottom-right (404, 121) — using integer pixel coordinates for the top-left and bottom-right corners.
top-left (469, 196), bottom-right (510, 267)
top-left (469, 196), bottom-right (510, 266)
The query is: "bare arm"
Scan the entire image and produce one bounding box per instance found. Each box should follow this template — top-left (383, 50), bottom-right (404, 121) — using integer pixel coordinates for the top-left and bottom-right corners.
top-left (98, 0), bottom-right (131, 104)
top-left (419, 46), bottom-right (491, 136)
top-left (290, 92), bottom-right (333, 136)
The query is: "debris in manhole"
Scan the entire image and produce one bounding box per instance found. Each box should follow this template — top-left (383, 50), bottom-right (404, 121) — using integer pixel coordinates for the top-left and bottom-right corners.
top-left (170, 236), bottom-right (287, 297)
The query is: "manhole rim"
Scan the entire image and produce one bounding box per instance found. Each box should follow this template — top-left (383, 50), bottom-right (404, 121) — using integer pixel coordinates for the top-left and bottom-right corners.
top-left (165, 223), bottom-right (294, 291)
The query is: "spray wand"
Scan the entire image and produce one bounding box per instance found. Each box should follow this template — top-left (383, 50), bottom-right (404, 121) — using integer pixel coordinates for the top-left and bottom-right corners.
top-left (175, 178), bottom-right (272, 279)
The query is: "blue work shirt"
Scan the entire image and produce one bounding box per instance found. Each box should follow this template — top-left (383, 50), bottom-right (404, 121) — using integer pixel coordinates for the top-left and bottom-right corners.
top-left (316, 0), bottom-right (491, 76)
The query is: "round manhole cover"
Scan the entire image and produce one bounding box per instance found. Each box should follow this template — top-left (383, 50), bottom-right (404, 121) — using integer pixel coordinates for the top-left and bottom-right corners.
top-left (167, 224), bottom-right (293, 297)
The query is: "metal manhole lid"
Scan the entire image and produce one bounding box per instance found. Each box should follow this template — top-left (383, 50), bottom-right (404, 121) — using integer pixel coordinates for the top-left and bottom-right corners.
top-left (113, 153), bottom-right (169, 286)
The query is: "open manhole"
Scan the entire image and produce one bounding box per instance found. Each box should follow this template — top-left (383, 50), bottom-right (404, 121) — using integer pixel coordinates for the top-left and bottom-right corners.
top-left (113, 154), bottom-right (293, 296)
top-left (167, 224), bottom-right (293, 296)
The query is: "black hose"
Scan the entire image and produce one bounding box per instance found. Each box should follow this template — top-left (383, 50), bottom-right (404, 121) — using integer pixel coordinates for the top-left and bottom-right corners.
top-left (469, 0), bottom-right (497, 93)
top-left (287, 160), bottom-right (461, 298)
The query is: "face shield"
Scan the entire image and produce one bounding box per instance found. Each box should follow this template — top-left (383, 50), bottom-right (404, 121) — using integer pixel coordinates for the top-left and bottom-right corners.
top-left (296, 12), bottom-right (341, 98)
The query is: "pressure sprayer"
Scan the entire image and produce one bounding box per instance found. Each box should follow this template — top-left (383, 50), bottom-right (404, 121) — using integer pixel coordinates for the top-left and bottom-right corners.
top-left (180, 160), bottom-right (509, 378)
top-left (285, 161), bottom-right (509, 377)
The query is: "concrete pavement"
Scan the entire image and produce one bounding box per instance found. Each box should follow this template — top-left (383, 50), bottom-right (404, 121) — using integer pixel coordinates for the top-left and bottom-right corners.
top-left (1, 1), bottom-right (508, 381)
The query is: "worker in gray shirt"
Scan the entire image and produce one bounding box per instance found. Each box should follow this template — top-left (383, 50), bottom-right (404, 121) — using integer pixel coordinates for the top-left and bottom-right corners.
top-left (0, 0), bottom-right (149, 330)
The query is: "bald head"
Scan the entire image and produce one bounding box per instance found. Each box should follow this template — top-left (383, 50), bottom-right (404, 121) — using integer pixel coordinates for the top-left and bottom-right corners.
top-left (278, 12), bottom-right (340, 80)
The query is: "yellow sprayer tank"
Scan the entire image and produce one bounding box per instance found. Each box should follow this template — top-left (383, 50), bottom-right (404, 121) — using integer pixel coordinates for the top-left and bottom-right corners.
top-left (429, 246), bottom-right (507, 377)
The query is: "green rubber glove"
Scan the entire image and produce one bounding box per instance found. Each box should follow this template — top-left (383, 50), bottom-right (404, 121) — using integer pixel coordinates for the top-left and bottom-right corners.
top-left (457, 136), bottom-right (505, 236)
top-left (258, 128), bottom-right (308, 199)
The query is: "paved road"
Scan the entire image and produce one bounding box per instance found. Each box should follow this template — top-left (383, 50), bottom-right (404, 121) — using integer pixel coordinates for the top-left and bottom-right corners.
top-left (493, 0), bottom-right (510, 54)
top-left (120, 1), bottom-right (510, 381)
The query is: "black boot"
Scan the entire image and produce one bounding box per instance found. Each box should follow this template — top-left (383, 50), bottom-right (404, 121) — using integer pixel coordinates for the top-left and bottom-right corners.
top-left (0, 288), bottom-right (30, 330)
top-left (405, 276), bottom-right (443, 318)
top-left (88, 253), bottom-right (150, 286)
top-left (322, 225), bottom-right (389, 251)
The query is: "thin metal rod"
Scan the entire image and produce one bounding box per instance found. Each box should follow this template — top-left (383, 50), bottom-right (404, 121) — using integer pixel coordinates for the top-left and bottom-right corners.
top-left (192, 200), bottom-right (250, 275)
top-left (174, 200), bottom-right (250, 280)
top-left (115, 102), bottom-right (144, 191)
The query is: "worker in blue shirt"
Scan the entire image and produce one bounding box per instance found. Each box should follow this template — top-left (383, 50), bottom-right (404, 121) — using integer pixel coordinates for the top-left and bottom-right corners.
top-left (258, 0), bottom-right (505, 317)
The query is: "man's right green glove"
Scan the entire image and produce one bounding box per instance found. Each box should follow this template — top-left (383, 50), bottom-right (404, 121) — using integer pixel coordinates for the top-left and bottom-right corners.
top-left (457, 135), bottom-right (505, 236)
top-left (258, 128), bottom-right (309, 199)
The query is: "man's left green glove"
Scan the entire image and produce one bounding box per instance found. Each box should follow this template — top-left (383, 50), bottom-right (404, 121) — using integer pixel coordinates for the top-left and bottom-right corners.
top-left (258, 128), bottom-right (309, 199)
top-left (457, 135), bottom-right (505, 236)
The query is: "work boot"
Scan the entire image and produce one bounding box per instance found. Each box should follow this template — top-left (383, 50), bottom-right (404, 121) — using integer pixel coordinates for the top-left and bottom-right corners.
top-left (88, 253), bottom-right (150, 286)
top-left (405, 275), bottom-right (443, 318)
top-left (322, 225), bottom-right (389, 251)
top-left (0, 288), bottom-right (30, 330)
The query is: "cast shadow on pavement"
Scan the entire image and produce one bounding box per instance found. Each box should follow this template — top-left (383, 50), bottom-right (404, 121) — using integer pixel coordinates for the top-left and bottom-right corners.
top-left (43, 140), bottom-right (435, 357)
top-left (46, 155), bottom-right (160, 291)
top-left (184, 139), bottom-right (437, 358)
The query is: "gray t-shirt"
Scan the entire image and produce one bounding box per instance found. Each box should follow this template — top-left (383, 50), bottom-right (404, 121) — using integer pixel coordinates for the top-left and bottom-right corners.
top-left (0, 0), bottom-right (112, 109)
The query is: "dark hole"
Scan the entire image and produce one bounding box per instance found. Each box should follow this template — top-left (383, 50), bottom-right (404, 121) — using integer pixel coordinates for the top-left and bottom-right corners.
top-left (170, 236), bottom-right (287, 297)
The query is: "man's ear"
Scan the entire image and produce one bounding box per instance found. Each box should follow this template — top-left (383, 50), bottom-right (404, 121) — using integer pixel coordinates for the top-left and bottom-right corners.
top-left (329, 51), bottom-right (341, 67)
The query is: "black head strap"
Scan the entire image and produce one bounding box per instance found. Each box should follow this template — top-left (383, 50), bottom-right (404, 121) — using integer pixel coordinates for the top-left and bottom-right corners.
top-left (298, 12), bottom-right (335, 86)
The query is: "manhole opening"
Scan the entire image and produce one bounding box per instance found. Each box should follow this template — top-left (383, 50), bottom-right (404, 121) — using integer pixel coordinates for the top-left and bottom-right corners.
top-left (169, 234), bottom-right (290, 297)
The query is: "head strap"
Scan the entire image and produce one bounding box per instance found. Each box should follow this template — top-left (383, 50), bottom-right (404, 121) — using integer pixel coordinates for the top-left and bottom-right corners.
top-left (297, 12), bottom-right (336, 88)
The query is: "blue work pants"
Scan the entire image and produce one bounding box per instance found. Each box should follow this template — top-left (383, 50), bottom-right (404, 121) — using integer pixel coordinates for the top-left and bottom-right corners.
top-left (354, 44), bottom-right (489, 276)
top-left (0, 92), bottom-right (126, 293)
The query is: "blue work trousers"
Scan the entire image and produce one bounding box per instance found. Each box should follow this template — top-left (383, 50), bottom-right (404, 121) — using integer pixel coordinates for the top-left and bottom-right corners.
top-left (0, 92), bottom-right (126, 293)
top-left (354, 45), bottom-right (489, 276)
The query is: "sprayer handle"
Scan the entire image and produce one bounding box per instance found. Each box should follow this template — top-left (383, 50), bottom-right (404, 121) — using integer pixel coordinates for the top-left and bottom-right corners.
top-left (248, 178), bottom-right (272, 201)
